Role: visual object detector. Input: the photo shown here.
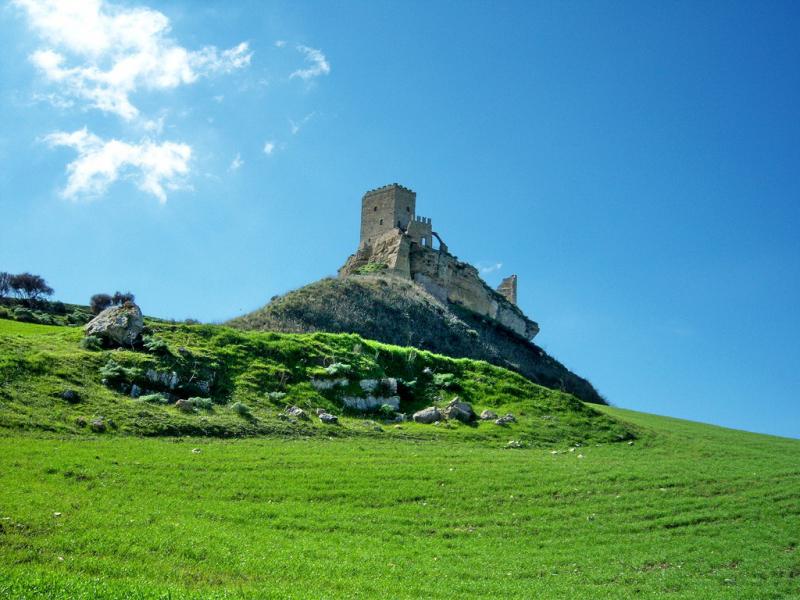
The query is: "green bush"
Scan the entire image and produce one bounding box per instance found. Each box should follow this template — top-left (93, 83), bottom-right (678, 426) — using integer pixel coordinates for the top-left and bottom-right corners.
top-left (325, 362), bottom-right (352, 376)
top-left (187, 397), bottom-right (214, 411)
top-left (13, 307), bottom-right (35, 323)
top-left (355, 262), bottom-right (388, 275)
top-left (139, 393), bottom-right (170, 405)
top-left (80, 335), bottom-right (104, 351)
top-left (231, 402), bottom-right (251, 417)
top-left (99, 359), bottom-right (141, 386)
top-left (142, 335), bottom-right (170, 355)
top-left (378, 404), bottom-right (396, 418)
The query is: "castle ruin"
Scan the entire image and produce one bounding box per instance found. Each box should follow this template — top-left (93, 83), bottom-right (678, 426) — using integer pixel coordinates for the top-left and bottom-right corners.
top-left (339, 184), bottom-right (539, 340)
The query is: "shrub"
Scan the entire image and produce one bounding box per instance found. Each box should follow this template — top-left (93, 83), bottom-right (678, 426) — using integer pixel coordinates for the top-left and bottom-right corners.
top-left (433, 373), bottom-right (460, 390)
top-left (139, 393), bottom-right (170, 405)
top-left (231, 402), bottom-right (251, 417)
top-left (356, 262), bottom-right (388, 275)
top-left (80, 335), bottom-right (104, 351)
top-left (267, 391), bottom-right (287, 401)
top-left (13, 307), bottom-right (35, 322)
top-left (378, 404), bottom-right (396, 418)
top-left (99, 359), bottom-right (140, 385)
top-left (90, 294), bottom-right (113, 315)
top-left (187, 397), bottom-right (214, 410)
top-left (325, 362), bottom-right (352, 376)
top-left (0, 272), bottom-right (10, 298)
top-left (142, 335), bottom-right (169, 354)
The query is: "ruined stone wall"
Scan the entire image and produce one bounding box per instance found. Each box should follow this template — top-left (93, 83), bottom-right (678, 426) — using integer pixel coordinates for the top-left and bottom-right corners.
top-left (340, 229), bottom-right (539, 340)
top-left (406, 216), bottom-right (433, 247)
top-left (360, 184), bottom-right (416, 247)
top-left (408, 245), bottom-right (538, 340)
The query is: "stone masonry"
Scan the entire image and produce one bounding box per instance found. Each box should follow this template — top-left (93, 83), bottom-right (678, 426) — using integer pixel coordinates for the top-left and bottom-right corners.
top-left (340, 184), bottom-right (539, 340)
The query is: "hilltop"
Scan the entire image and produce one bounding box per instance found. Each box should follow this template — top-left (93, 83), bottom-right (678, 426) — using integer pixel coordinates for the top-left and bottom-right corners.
top-left (228, 275), bottom-right (605, 405)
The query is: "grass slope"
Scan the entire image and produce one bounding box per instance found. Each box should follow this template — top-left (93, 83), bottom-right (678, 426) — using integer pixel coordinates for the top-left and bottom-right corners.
top-left (228, 275), bottom-right (606, 405)
top-left (0, 318), bottom-right (628, 446)
top-left (0, 410), bottom-right (798, 598)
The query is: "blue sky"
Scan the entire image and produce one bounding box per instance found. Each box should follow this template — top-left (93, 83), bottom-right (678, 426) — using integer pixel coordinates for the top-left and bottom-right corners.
top-left (1, 1), bottom-right (798, 438)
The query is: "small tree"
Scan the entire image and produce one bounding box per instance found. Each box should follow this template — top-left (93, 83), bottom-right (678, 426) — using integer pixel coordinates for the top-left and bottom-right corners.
top-left (9, 273), bottom-right (53, 302)
top-left (90, 293), bottom-right (113, 315)
top-left (0, 272), bottom-right (11, 298)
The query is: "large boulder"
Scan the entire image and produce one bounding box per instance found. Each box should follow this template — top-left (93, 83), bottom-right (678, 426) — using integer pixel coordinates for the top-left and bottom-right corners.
top-left (442, 397), bottom-right (476, 423)
top-left (84, 302), bottom-right (144, 347)
top-left (412, 406), bottom-right (442, 424)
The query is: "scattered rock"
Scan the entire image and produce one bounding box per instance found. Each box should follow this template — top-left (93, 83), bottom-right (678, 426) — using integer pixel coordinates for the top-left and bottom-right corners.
top-left (628, 441), bottom-right (635, 446)
top-left (479, 409), bottom-right (497, 421)
top-left (53, 512), bottom-right (62, 518)
top-left (74, 416), bottom-right (87, 427)
top-left (315, 408), bottom-right (327, 416)
top-left (494, 414), bottom-right (516, 426)
top-left (577, 454), bottom-right (585, 459)
top-left (90, 418), bottom-right (106, 433)
top-left (318, 412), bottom-right (338, 424)
top-left (506, 440), bottom-right (523, 449)
top-left (83, 302), bottom-right (144, 347)
top-left (130, 384), bottom-right (141, 398)
top-left (191, 448), bottom-right (201, 454)
top-left (412, 406), bottom-right (442, 424)
top-left (393, 424), bottom-right (404, 430)
top-left (60, 389), bottom-right (81, 404)
top-left (442, 397), bottom-right (476, 423)
top-left (285, 406), bottom-right (309, 420)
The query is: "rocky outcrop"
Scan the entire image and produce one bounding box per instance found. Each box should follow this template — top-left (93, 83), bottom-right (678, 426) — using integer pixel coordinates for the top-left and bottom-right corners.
top-left (413, 406), bottom-right (441, 424)
top-left (442, 398), bottom-right (476, 423)
top-left (340, 229), bottom-right (538, 340)
top-left (84, 302), bottom-right (144, 347)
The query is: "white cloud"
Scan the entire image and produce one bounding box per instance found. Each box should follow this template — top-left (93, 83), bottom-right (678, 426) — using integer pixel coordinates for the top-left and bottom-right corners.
top-left (263, 141), bottom-right (275, 155)
top-left (274, 40), bottom-right (286, 48)
top-left (44, 127), bottom-right (191, 203)
top-left (289, 45), bottom-right (330, 80)
top-left (289, 112), bottom-right (315, 135)
top-left (229, 152), bottom-right (244, 171)
top-left (15, 0), bottom-right (252, 121)
top-left (478, 262), bottom-right (503, 274)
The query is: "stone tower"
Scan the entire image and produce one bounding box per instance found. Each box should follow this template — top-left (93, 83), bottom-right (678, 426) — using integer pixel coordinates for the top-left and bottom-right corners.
top-left (360, 184), bottom-right (417, 246)
top-left (497, 275), bottom-right (518, 305)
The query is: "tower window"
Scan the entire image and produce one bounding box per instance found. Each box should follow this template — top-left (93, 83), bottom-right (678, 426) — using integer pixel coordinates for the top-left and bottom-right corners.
top-left (374, 206), bottom-right (377, 211)
top-left (379, 218), bottom-right (383, 225)
top-left (406, 207), bottom-right (410, 212)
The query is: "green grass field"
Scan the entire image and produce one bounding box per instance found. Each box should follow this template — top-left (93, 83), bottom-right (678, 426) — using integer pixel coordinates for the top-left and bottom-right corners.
top-left (1, 319), bottom-right (799, 598)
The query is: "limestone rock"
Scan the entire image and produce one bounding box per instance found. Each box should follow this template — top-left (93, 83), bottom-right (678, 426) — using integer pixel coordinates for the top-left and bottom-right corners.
top-left (90, 418), bottom-right (106, 433)
top-left (84, 303), bottom-right (144, 347)
top-left (479, 409), bottom-right (497, 421)
top-left (286, 406), bottom-right (309, 420)
top-left (412, 406), bottom-right (442, 424)
top-left (442, 397), bottom-right (476, 423)
top-left (342, 395), bottom-right (400, 412)
top-left (495, 414), bottom-right (516, 426)
top-left (318, 412), bottom-right (338, 424)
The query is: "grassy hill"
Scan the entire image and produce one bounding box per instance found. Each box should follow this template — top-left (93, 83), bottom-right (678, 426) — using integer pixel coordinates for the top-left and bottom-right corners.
top-left (1, 318), bottom-right (798, 599)
top-left (228, 275), bottom-right (606, 405)
top-left (0, 318), bottom-right (629, 445)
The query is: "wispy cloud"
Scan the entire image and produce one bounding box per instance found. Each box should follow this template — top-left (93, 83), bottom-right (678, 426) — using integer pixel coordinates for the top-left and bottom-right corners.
top-left (228, 152), bottom-right (244, 171)
top-left (289, 112), bottom-right (315, 135)
top-left (478, 262), bottom-right (503, 274)
top-left (289, 45), bottom-right (330, 81)
top-left (274, 40), bottom-right (287, 48)
top-left (15, 0), bottom-right (252, 121)
top-left (44, 127), bottom-right (191, 203)
top-left (263, 141), bottom-right (276, 155)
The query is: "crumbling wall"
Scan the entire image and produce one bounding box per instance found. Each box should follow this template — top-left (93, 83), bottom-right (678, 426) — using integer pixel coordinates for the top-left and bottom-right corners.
top-left (497, 275), bottom-right (518, 305)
